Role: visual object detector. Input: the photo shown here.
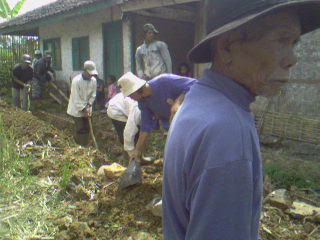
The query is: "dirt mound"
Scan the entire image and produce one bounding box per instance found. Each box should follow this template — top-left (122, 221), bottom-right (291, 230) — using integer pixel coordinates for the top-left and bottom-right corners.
top-left (1, 99), bottom-right (319, 240)
top-left (0, 100), bottom-right (72, 148)
top-left (53, 161), bottom-right (163, 240)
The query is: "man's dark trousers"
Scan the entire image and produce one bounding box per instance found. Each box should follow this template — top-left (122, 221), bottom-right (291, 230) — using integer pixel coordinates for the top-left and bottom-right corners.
top-left (73, 117), bottom-right (90, 146)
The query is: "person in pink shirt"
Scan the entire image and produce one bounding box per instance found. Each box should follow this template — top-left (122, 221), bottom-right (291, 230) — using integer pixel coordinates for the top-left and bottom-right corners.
top-left (106, 75), bottom-right (118, 101)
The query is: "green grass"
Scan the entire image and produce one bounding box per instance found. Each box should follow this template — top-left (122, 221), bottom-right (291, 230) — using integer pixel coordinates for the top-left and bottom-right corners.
top-left (0, 116), bottom-right (69, 240)
top-left (59, 160), bottom-right (72, 193)
top-left (264, 161), bottom-right (320, 192)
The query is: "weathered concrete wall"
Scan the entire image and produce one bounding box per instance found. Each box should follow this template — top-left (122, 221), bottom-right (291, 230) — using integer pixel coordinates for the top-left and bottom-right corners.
top-left (39, 6), bottom-right (122, 84)
top-left (255, 30), bottom-right (320, 118)
top-left (287, 29), bottom-right (320, 117)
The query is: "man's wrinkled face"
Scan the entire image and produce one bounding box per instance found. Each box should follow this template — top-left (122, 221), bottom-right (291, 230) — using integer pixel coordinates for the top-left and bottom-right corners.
top-left (229, 12), bottom-right (301, 97)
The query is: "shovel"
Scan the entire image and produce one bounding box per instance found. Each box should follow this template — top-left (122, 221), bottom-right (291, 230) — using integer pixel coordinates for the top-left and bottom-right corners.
top-left (118, 159), bottom-right (142, 190)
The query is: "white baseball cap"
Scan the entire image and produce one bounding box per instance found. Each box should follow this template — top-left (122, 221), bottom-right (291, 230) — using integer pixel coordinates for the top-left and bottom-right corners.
top-left (84, 60), bottom-right (98, 75)
top-left (118, 72), bottom-right (146, 97)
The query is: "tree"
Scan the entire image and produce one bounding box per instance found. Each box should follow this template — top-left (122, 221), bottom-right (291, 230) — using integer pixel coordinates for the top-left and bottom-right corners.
top-left (0, 0), bottom-right (26, 19)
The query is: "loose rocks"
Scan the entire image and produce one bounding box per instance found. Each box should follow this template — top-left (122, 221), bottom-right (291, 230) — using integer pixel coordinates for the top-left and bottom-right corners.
top-left (97, 163), bottom-right (126, 179)
top-left (265, 189), bottom-right (293, 210)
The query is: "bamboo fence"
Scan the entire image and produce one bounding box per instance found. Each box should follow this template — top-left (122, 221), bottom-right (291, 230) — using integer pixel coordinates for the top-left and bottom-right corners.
top-left (255, 110), bottom-right (320, 144)
top-left (0, 35), bottom-right (39, 86)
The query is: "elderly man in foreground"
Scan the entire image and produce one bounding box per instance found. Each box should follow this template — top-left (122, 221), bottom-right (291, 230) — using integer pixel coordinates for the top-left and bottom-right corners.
top-left (162, 0), bottom-right (320, 239)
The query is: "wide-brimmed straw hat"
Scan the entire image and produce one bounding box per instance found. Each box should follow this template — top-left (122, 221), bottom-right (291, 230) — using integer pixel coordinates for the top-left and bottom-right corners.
top-left (118, 72), bottom-right (147, 97)
top-left (189, 0), bottom-right (320, 63)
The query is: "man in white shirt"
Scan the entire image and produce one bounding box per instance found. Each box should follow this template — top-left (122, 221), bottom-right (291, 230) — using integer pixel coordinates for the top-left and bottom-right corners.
top-left (107, 92), bottom-right (141, 158)
top-left (67, 61), bottom-right (97, 146)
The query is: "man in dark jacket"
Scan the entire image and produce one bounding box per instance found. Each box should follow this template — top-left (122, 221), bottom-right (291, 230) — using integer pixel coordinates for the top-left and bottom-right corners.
top-left (12, 54), bottom-right (33, 110)
top-left (33, 52), bottom-right (55, 98)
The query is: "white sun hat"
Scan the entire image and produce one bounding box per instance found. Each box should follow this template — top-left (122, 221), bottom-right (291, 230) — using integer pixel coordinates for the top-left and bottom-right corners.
top-left (84, 60), bottom-right (98, 75)
top-left (118, 72), bottom-right (146, 97)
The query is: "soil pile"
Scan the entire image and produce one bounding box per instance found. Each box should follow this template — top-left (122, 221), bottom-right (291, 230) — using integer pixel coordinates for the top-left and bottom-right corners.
top-left (0, 99), bottom-right (72, 148)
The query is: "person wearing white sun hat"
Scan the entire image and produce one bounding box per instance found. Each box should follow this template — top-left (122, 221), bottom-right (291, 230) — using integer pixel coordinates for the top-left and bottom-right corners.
top-left (162, 0), bottom-right (320, 239)
top-left (118, 71), bottom-right (196, 161)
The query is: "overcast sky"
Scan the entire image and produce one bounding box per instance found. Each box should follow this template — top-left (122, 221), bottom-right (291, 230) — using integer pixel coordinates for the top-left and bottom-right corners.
top-left (8, 0), bottom-right (57, 15)
top-left (0, 0), bottom-right (56, 23)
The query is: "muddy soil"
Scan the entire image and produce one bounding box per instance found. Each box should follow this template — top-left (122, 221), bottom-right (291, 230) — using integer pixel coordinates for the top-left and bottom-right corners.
top-left (0, 99), bottom-right (319, 240)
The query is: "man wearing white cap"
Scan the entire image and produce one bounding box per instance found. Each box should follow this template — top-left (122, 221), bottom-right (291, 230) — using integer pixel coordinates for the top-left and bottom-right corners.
top-left (118, 72), bottom-right (196, 161)
top-left (162, 0), bottom-right (320, 239)
top-left (67, 60), bottom-right (97, 146)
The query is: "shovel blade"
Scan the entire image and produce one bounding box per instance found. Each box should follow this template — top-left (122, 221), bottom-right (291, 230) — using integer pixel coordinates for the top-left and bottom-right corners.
top-left (118, 160), bottom-right (142, 190)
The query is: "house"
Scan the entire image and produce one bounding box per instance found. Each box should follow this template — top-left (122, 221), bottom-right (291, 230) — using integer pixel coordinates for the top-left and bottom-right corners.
top-left (0, 0), bottom-right (207, 84)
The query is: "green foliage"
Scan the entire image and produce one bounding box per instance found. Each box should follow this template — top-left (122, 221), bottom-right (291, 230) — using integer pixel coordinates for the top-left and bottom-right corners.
top-left (0, 0), bottom-right (26, 19)
top-left (0, 0), bottom-right (10, 18)
top-left (59, 160), bottom-right (72, 192)
top-left (0, 116), bottom-right (68, 239)
top-left (0, 62), bottom-right (13, 86)
top-left (10, 0), bottom-right (26, 17)
top-left (0, 117), bottom-right (16, 174)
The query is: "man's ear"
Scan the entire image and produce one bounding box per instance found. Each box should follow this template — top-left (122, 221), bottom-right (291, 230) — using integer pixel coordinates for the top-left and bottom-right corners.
top-left (214, 34), bottom-right (234, 65)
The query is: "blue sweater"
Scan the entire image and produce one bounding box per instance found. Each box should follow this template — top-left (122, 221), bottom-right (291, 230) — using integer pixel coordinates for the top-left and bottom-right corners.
top-left (163, 69), bottom-right (262, 240)
top-left (139, 74), bottom-right (196, 132)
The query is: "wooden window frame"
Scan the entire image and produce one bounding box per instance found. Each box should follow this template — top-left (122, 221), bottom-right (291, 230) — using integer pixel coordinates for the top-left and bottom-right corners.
top-left (43, 38), bottom-right (62, 70)
top-left (72, 36), bottom-right (90, 71)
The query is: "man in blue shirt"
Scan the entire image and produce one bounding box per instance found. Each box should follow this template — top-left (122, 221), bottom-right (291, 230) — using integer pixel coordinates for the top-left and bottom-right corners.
top-left (117, 72), bottom-right (195, 160)
top-left (163, 0), bottom-right (320, 239)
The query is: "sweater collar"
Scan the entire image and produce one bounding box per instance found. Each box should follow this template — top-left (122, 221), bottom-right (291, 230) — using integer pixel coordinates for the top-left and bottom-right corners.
top-left (198, 69), bottom-right (255, 112)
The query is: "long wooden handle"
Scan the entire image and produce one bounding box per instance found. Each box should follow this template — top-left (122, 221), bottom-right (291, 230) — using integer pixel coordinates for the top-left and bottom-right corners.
top-left (50, 81), bottom-right (69, 102)
top-left (49, 92), bottom-right (62, 105)
top-left (88, 117), bottom-right (99, 151)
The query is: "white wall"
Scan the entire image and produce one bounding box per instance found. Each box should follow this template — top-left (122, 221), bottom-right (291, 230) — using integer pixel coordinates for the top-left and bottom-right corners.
top-left (39, 6), bottom-right (122, 84)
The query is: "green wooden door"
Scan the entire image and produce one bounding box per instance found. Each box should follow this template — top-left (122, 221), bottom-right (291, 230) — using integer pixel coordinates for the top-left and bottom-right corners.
top-left (103, 21), bottom-right (123, 79)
